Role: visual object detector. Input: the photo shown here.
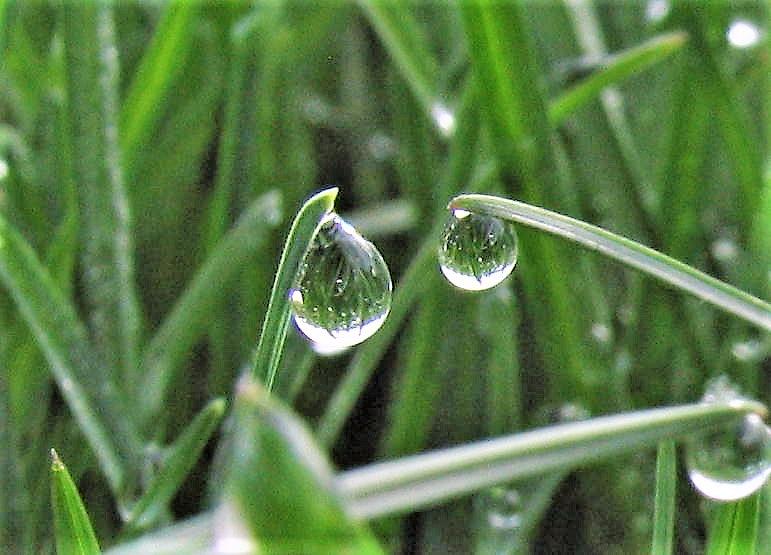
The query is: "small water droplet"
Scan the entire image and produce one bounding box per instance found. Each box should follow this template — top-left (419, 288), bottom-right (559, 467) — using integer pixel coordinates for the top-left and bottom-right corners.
top-left (711, 237), bottom-right (739, 262)
top-left (438, 210), bottom-right (518, 291)
top-left (475, 486), bottom-right (523, 530)
top-left (685, 379), bottom-right (771, 501)
top-left (645, 0), bottom-right (670, 23)
top-left (290, 213), bottom-right (392, 351)
top-left (731, 339), bottom-right (764, 363)
top-left (0, 159), bottom-right (8, 181)
top-left (590, 322), bottom-right (612, 345)
top-left (430, 102), bottom-right (456, 137)
top-left (366, 132), bottom-right (397, 162)
top-left (727, 19), bottom-right (762, 49)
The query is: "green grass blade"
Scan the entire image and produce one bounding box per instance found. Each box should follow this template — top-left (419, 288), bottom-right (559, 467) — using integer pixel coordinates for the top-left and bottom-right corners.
top-left (50, 450), bottom-right (101, 555)
top-left (140, 191), bottom-right (282, 422)
top-left (105, 514), bottom-right (213, 555)
top-left (249, 187), bottom-right (338, 390)
top-left (357, 0), bottom-right (439, 123)
top-left (0, 213), bottom-right (141, 496)
top-left (337, 400), bottom-right (766, 519)
top-left (60, 2), bottom-right (143, 382)
top-left (651, 440), bottom-right (677, 555)
top-left (450, 194), bottom-right (771, 330)
top-left (120, 0), bottom-right (199, 176)
top-left (549, 31), bottom-right (687, 125)
top-left (125, 398), bottom-right (226, 532)
top-left (706, 493), bottom-right (761, 555)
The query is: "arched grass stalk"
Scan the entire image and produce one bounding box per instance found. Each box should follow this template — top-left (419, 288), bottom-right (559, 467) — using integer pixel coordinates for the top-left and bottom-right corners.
top-left (450, 194), bottom-right (771, 330)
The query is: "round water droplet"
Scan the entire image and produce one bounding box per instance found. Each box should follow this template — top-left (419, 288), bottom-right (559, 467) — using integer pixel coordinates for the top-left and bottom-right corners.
top-left (645, 0), bottom-right (670, 23)
top-left (290, 213), bottom-right (392, 351)
top-left (438, 210), bottom-right (518, 291)
top-left (482, 487), bottom-right (523, 530)
top-left (685, 378), bottom-right (771, 501)
top-left (430, 101), bottom-right (456, 137)
top-left (727, 19), bottom-right (762, 49)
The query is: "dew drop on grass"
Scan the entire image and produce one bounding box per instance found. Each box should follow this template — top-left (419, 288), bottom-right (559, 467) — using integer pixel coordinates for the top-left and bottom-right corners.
top-left (726, 19), bottom-right (762, 49)
top-left (438, 209), bottom-right (518, 291)
top-left (645, 0), bottom-right (670, 24)
top-left (484, 487), bottom-right (523, 530)
top-left (685, 377), bottom-right (771, 501)
top-left (430, 101), bottom-right (456, 137)
top-left (290, 213), bottom-right (392, 351)
top-left (474, 486), bottom-right (524, 553)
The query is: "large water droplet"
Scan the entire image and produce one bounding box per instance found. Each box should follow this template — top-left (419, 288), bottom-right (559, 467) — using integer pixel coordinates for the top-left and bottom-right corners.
top-left (727, 19), bottom-right (762, 49)
top-left (290, 213), bottom-right (392, 351)
top-left (438, 210), bottom-right (518, 291)
top-left (685, 378), bottom-right (771, 501)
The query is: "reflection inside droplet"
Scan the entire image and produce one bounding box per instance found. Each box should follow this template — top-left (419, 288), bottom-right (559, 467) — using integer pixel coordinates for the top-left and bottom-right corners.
top-left (430, 102), bottom-right (456, 137)
top-left (727, 19), bottom-right (762, 49)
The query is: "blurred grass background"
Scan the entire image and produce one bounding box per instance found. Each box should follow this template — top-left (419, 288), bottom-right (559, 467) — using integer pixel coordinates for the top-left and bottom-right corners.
top-left (0, 0), bottom-right (769, 553)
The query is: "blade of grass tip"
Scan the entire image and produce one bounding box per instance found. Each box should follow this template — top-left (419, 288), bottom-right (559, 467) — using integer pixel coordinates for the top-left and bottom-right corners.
top-left (50, 450), bottom-right (101, 555)
top-left (706, 493), bottom-right (761, 555)
top-left (0, 213), bottom-right (142, 496)
top-left (450, 194), bottom-right (771, 331)
top-left (250, 187), bottom-right (338, 391)
top-left (120, 0), bottom-right (199, 178)
top-left (337, 400), bottom-right (767, 519)
top-left (357, 0), bottom-right (441, 130)
top-left (125, 398), bottom-right (226, 532)
top-left (139, 191), bottom-right (282, 424)
top-left (651, 440), bottom-right (677, 555)
top-left (60, 1), bottom-right (143, 385)
top-left (549, 31), bottom-right (687, 125)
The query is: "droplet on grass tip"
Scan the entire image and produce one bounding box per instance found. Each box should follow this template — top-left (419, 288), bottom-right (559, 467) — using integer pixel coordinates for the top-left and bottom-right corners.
top-left (290, 213), bottom-right (392, 351)
top-left (438, 209), bottom-right (518, 291)
top-left (685, 378), bottom-right (771, 501)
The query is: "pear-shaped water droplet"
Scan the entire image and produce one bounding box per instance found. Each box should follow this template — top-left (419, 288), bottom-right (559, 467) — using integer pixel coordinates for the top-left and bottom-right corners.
top-left (438, 210), bottom-right (518, 291)
top-left (290, 213), bottom-right (392, 351)
top-left (685, 378), bottom-right (771, 501)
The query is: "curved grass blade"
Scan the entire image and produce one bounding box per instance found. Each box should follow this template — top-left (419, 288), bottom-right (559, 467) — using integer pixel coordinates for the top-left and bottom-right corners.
top-left (706, 493), bottom-right (761, 555)
top-left (250, 188), bottom-right (338, 390)
top-left (337, 400), bottom-right (766, 519)
top-left (51, 449), bottom-right (101, 555)
top-left (0, 214), bottom-right (141, 496)
top-left (140, 191), bottom-right (282, 422)
top-left (549, 31), bottom-right (688, 125)
top-left (450, 194), bottom-right (771, 330)
top-left (651, 440), bottom-right (677, 555)
top-left (125, 398), bottom-right (226, 532)
top-left (106, 514), bottom-right (213, 555)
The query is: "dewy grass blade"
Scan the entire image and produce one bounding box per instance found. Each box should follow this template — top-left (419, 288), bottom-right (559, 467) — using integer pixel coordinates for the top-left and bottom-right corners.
top-left (549, 31), bottom-right (687, 125)
top-left (651, 440), bottom-right (676, 555)
top-left (706, 493), bottom-right (761, 555)
top-left (125, 398), bottom-right (226, 531)
top-left (140, 192), bottom-right (282, 423)
top-left (450, 195), bottom-right (771, 330)
top-left (60, 2), bottom-right (143, 383)
top-left (337, 400), bottom-right (766, 519)
top-left (250, 188), bottom-right (338, 390)
top-left (0, 214), bottom-right (141, 496)
top-left (50, 450), bottom-right (101, 555)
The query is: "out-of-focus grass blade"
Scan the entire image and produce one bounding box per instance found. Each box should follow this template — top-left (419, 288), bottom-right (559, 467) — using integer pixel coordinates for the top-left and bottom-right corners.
top-left (357, 0), bottom-right (439, 126)
top-left (0, 213), bottom-right (141, 496)
top-left (651, 440), bottom-right (676, 555)
top-left (223, 377), bottom-right (384, 553)
top-left (549, 31), bottom-right (687, 125)
top-left (249, 188), bottom-right (337, 390)
top-left (450, 194), bottom-right (771, 330)
top-left (706, 493), bottom-right (761, 555)
top-left (125, 398), bottom-right (226, 532)
top-left (140, 192), bottom-right (282, 423)
top-left (106, 514), bottom-right (213, 555)
top-left (60, 2), bottom-right (143, 382)
top-left (337, 400), bottom-right (766, 519)
top-left (50, 449), bottom-right (101, 555)
top-left (120, 0), bottom-right (199, 176)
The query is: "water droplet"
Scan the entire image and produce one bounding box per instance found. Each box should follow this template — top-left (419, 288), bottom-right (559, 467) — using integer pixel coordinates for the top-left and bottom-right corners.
top-left (430, 102), bottom-right (456, 137)
top-left (590, 322), bottom-right (612, 345)
top-left (731, 339), bottom-right (765, 363)
top-left (438, 210), bottom-right (518, 291)
top-left (485, 487), bottom-right (522, 529)
top-left (366, 132), bottom-right (397, 162)
top-left (645, 0), bottom-right (670, 23)
top-left (0, 159), bottom-right (8, 181)
top-left (711, 237), bottom-right (739, 262)
top-left (685, 379), bottom-right (771, 501)
top-left (290, 213), bottom-right (392, 351)
top-left (727, 19), bottom-right (762, 49)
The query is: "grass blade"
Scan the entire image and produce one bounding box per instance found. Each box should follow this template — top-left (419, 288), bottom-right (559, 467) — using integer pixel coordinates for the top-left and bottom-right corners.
top-left (0, 214), bottom-right (141, 496)
top-left (60, 2), bottom-right (143, 382)
top-left (50, 449), bottom-right (101, 555)
top-left (651, 440), bottom-right (677, 555)
top-left (450, 194), bottom-right (771, 330)
top-left (706, 493), bottom-right (761, 555)
top-left (106, 514), bottom-right (213, 555)
top-left (125, 398), bottom-right (226, 532)
top-left (249, 187), bottom-right (338, 390)
top-left (140, 191), bottom-right (282, 422)
top-left (337, 400), bottom-right (766, 519)
top-left (549, 31), bottom-right (687, 125)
